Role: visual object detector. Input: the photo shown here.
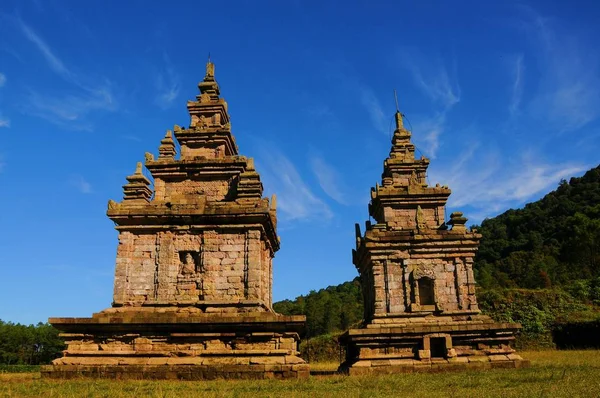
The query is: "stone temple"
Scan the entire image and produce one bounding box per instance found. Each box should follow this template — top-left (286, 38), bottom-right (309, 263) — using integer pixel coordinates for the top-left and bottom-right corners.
top-left (42, 61), bottom-right (308, 379)
top-left (339, 109), bottom-right (528, 374)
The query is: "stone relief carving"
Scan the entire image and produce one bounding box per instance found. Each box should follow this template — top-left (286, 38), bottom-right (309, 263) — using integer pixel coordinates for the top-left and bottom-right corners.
top-left (200, 93), bottom-right (211, 103)
top-left (413, 266), bottom-right (435, 280)
top-left (409, 171), bottom-right (419, 186)
top-left (416, 205), bottom-right (427, 230)
top-left (179, 251), bottom-right (199, 275)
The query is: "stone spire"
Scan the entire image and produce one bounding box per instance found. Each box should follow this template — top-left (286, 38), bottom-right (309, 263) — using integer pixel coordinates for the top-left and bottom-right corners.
top-left (236, 157), bottom-right (264, 200)
top-left (382, 97), bottom-right (424, 185)
top-left (107, 60), bottom-right (279, 308)
top-left (177, 59), bottom-right (237, 159)
top-left (158, 130), bottom-right (176, 159)
top-left (394, 110), bottom-right (404, 130)
top-left (198, 57), bottom-right (220, 98)
top-left (122, 162), bottom-right (152, 202)
top-left (369, 97), bottom-right (450, 230)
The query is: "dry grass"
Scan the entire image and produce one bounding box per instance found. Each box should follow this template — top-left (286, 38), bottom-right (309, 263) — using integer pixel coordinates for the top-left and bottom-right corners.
top-left (2, 351), bottom-right (600, 398)
top-left (306, 361), bottom-right (339, 372)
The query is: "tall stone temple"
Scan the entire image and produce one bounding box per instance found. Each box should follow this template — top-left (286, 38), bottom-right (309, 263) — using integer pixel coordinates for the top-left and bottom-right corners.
top-left (42, 61), bottom-right (308, 380)
top-left (339, 109), bottom-right (528, 374)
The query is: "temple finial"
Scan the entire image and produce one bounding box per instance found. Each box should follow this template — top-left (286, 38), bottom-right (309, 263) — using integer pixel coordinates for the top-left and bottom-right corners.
top-left (135, 162), bottom-right (143, 175)
top-left (393, 89), bottom-right (403, 129)
top-left (205, 55), bottom-right (215, 79)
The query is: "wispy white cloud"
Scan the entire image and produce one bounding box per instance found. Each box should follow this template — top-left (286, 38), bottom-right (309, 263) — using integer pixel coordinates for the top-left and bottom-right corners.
top-left (309, 155), bottom-right (348, 205)
top-left (122, 134), bottom-right (142, 142)
top-left (14, 17), bottom-right (115, 129)
top-left (509, 54), bottom-right (524, 116)
top-left (410, 112), bottom-right (447, 159)
top-left (26, 87), bottom-right (114, 131)
top-left (401, 54), bottom-right (461, 109)
top-left (0, 73), bottom-right (7, 127)
top-left (69, 175), bottom-right (92, 194)
top-left (17, 18), bottom-right (71, 81)
top-left (257, 146), bottom-right (332, 222)
top-left (429, 144), bottom-right (587, 222)
top-left (154, 53), bottom-right (180, 109)
top-left (523, 7), bottom-right (600, 132)
top-left (326, 62), bottom-right (392, 136)
top-left (397, 50), bottom-right (461, 158)
top-left (359, 86), bottom-right (389, 135)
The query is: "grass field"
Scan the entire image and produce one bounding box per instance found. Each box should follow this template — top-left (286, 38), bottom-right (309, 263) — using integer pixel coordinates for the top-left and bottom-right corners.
top-left (1, 351), bottom-right (600, 397)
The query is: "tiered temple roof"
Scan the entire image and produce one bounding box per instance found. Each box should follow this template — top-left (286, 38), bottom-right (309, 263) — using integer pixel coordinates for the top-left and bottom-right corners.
top-left (368, 111), bottom-right (452, 232)
top-left (106, 60), bottom-right (278, 310)
top-left (45, 61), bottom-right (308, 380)
top-left (341, 100), bottom-right (526, 375)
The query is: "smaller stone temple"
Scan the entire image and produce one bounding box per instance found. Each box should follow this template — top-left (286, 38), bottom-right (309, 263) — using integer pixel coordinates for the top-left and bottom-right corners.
top-left (42, 61), bottom-right (308, 380)
top-left (339, 107), bottom-right (528, 374)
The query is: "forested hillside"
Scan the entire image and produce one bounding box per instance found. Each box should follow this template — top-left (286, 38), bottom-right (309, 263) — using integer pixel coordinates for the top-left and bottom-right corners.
top-left (273, 279), bottom-right (363, 338)
top-left (474, 165), bottom-right (600, 295)
top-left (0, 321), bottom-right (64, 365)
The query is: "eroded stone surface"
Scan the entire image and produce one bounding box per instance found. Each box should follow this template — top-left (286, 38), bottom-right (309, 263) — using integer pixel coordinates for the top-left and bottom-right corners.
top-left (339, 109), bottom-right (527, 374)
top-left (44, 60), bottom-right (306, 380)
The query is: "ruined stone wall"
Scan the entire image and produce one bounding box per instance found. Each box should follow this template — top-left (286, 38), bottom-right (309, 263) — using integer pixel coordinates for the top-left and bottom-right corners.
top-left (358, 253), bottom-right (479, 320)
top-left (113, 232), bottom-right (157, 305)
top-left (259, 240), bottom-right (273, 308)
top-left (152, 178), bottom-right (233, 202)
top-left (360, 268), bottom-right (375, 321)
top-left (402, 258), bottom-right (460, 312)
top-left (202, 231), bottom-right (247, 300)
top-left (57, 331), bottom-right (300, 358)
top-left (113, 229), bottom-right (272, 307)
top-left (390, 171), bottom-right (426, 187)
top-left (383, 206), bottom-right (445, 230)
top-left (180, 144), bottom-right (226, 160)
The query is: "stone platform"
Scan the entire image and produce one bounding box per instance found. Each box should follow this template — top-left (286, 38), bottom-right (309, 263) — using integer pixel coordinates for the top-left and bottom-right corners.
top-left (339, 314), bottom-right (529, 375)
top-left (42, 308), bottom-right (308, 379)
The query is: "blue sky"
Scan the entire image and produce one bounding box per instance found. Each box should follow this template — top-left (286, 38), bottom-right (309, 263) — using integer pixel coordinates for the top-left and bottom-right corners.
top-left (1, 1), bottom-right (599, 325)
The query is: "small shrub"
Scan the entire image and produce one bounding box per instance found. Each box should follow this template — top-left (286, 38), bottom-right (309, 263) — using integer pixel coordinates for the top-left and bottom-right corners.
top-left (300, 334), bottom-right (342, 363)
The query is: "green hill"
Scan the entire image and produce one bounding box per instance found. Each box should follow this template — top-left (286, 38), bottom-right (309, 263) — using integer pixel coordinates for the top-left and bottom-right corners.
top-left (474, 164), bottom-right (600, 295)
top-left (273, 279), bottom-right (363, 338)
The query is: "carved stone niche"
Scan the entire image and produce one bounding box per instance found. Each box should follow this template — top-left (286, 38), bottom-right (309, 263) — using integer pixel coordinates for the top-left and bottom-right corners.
top-left (418, 333), bottom-right (454, 360)
top-left (178, 251), bottom-right (201, 277)
top-left (410, 267), bottom-right (437, 312)
top-left (176, 251), bottom-right (203, 299)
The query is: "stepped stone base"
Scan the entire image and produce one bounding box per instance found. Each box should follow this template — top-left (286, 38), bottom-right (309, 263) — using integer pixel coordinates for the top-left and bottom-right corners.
top-left (341, 358), bottom-right (529, 376)
top-left (41, 364), bottom-right (308, 380)
top-left (339, 314), bottom-right (529, 375)
top-left (41, 308), bottom-right (308, 380)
